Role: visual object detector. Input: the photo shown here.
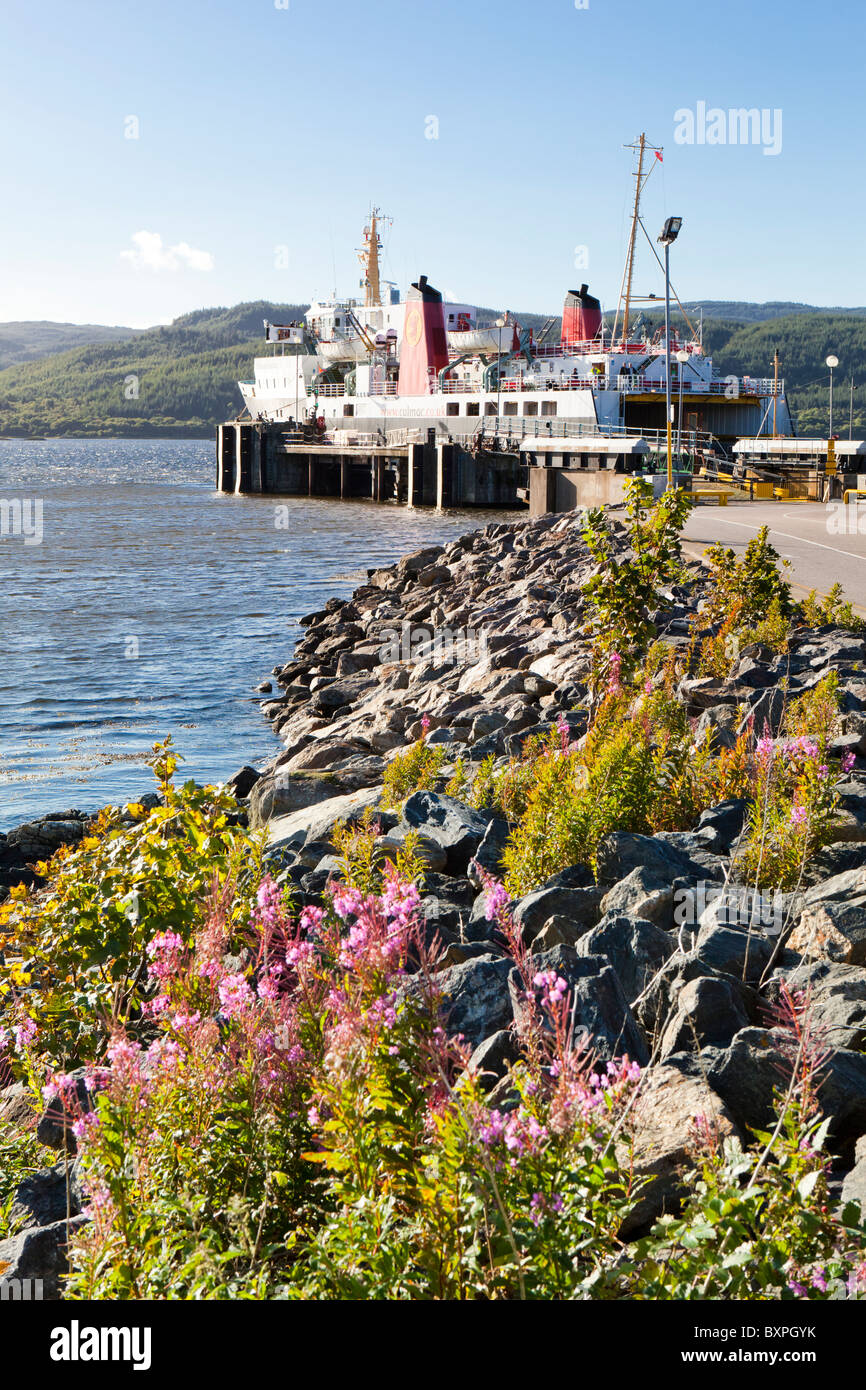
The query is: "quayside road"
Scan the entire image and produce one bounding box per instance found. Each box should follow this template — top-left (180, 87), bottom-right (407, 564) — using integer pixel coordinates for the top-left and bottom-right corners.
top-left (681, 501), bottom-right (866, 617)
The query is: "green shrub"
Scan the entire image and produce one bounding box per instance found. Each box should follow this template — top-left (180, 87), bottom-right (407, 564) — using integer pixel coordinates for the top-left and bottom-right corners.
top-left (581, 480), bottom-right (693, 670)
top-left (798, 582), bottom-right (865, 633)
top-left (704, 525), bottom-right (793, 625)
top-left (381, 725), bottom-right (445, 809)
top-left (0, 738), bottom-right (261, 1068)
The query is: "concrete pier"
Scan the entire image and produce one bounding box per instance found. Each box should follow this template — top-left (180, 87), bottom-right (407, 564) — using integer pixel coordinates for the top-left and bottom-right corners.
top-left (217, 422), bottom-right (526, 509)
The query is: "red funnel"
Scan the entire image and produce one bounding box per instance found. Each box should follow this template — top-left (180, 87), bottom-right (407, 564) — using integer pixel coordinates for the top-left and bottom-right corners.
top-left (398, 276), bottom-right (449, 396)
top-left (562, 284), bottom-right (602, 346)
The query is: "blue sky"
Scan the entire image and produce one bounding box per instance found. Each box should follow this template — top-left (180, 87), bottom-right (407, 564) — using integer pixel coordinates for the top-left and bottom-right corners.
top-left (0, 0), bottom-right (862, 327)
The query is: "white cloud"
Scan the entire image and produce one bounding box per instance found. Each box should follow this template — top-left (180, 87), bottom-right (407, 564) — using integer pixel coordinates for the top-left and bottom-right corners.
top-left (120, 230), bottom-right (215, 272)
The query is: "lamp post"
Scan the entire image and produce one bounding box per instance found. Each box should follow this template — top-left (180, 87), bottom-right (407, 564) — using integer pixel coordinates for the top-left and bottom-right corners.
top-left (497, 321), bottom-right (503, 445)
top-left (826, 354), bottom-right (839, 439)
top-left (675, 348), bottom-right (689, 461)
top-left (657, 217), bottom-right (683, 489)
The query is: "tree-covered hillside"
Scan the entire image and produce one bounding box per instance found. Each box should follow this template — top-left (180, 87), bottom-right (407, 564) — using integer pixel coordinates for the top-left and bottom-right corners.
top-left (0, 321), bottom-right (142, 372)
top-left (0, 302), bottom-right (307, 438)
top-left (708, 314), bottom-right (866, 436)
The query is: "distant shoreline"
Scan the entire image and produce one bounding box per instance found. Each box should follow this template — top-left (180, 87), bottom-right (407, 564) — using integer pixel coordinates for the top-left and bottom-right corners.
top-left (0, 430), bottom-right (214, 441)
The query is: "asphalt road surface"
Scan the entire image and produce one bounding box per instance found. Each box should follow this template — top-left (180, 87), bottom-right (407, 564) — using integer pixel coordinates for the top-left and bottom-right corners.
top-left (681, 501), bottom-right (866, 616)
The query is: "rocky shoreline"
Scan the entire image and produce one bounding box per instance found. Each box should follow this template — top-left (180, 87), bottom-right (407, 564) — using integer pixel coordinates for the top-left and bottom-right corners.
top-left (237, 508), bottom-right (866, 1218)
top-left (4, 505), bottom-right (866, 1290)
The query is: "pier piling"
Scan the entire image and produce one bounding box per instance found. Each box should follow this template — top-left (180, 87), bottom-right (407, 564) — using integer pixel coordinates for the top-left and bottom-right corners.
top-left (216, 421), bottom-right (527, 510)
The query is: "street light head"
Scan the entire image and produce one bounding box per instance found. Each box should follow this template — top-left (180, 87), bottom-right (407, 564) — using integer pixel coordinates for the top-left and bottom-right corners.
top-left (826, 354), bottom-right (839, 368)
top-left (658, 216), bottom-right (683, 246)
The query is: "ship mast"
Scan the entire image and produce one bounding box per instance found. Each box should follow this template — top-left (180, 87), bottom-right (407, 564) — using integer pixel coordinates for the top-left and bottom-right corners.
top-left (357, 208), bottom-right (390, 308)
top-left (612, 134), bottom-right (663, 349)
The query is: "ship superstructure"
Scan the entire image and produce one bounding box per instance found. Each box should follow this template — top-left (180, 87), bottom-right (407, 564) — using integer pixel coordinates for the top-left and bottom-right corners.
top-left (239, 156), bottom-right (793, 448)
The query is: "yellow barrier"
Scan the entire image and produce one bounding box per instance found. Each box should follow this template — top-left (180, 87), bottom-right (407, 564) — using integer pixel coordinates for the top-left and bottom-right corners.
top-left (843, 489), bottom-right (866, 505)
top-left (773, 487), bottom-right (790, 499)
top-left (692, 489), bottom-right (731, 506)
top-left (752, 482), bottom-right (774, 499)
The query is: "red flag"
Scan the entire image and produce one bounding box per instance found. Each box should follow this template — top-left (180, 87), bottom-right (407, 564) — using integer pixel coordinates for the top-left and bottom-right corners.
top-left (655, 150), bottom-right (663, 162)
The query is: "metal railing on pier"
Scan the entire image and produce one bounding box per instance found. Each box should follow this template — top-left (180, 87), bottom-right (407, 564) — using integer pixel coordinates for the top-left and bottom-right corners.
top-left (443, 415), bottom-right (724, 457)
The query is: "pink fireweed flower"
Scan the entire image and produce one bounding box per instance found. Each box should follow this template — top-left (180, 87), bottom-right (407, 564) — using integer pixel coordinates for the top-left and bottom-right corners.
top-left (534, 970), bottom-right (568, 1011)
top-left (13, 1017), bottom-right (37, 1052)
top-left (41, 1073), bottom-right (80, 1105)
top-left (607, 651), bottom-right (622, 696)
top-left (171, 1011), bottom-right (201, 1031)
top-left (755, 735), bottom-right (775, 766)
top-left (299, 904), bottom-right (325, 935)
top-left (79, 1179), bottom-right (116, 1226)
top-left (71, 1112), bottom-right (100, 1142)
top-left (556, 712), bottom-right (570, 753)
top-left (106, 1036), bottom-right (143, 1081)
top-left (83, 1064), bottom-right (111, 1092)
top-left (257, 972), bottom-right (280, 1001)
top-left (368, 995), bottom-right (398, 1031)
top-left (285, 939), bottom-right (316, 971)
top-left (787, 736), bottom-right (819, 763)
top-left (478, 1109), bottom-right (507, 1146)
top-left (218, 972), bottom-right (253, 1018)
top-left (503, 1108), bottom-right (548, 1156)
top-left (790, 803), bottom-right (809, 828)
top-left (143, 994), bottom-right (171, 1017)
top-left (331, 883), bottom-right (365, 921)
top-left (145, 930), bottom-right (183, 959)
top-left (145, 930), bottom-right (185, 983)
top-left (842, 751), bottom-right (856, 774)
top-left (254, 874), bottom-right (283, 933)
top-left (420, 713), bottom-right (431, 734)
top-left (483, 877), bottom-right (511, 923)
top-left (380, 865), bottom-right (421, 932)
top-left (146, 1037), bottom-right (182, 1071)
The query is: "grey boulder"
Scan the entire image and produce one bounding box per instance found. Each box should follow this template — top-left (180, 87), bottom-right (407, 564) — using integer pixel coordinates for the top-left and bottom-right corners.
top-left (575, 914), bottom-right (675, 1005)
top-left (400, 792), bottom-right (493, 874)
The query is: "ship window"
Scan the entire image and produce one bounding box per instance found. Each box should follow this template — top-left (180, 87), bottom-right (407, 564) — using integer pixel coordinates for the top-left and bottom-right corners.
top-left (343, 404), bottom-right (355, 416)
top-left (485, 402), bottom-right (497, 415)
top-left (446, 402), bottom-right (460, 416)
top-left (466, 402), bottom-right (480, 415)
top-left (504, 402), bottom-right (518, 416)
top-left (524, 401), bottom-right (538, 416)
top-left (541, 401), bottom-right (558, 416)
top-left (448, 314), bottom-right (455, 324)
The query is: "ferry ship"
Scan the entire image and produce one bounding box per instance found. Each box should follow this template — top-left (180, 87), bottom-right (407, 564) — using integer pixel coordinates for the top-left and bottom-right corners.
top-left (238, 142), bottom-right (793, 450)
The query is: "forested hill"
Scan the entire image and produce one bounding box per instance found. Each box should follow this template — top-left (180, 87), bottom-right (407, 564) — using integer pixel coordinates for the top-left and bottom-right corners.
top-left (681, 301), bottom-right (866, 324)
top-left (0, 300), bottom-right (863, 438)
top-left (0, 321), bottom-right (142, 372)
top-left (703, 314), bottom-right (866, 436)
top-left (0, 302), bottom-right (308, 438)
